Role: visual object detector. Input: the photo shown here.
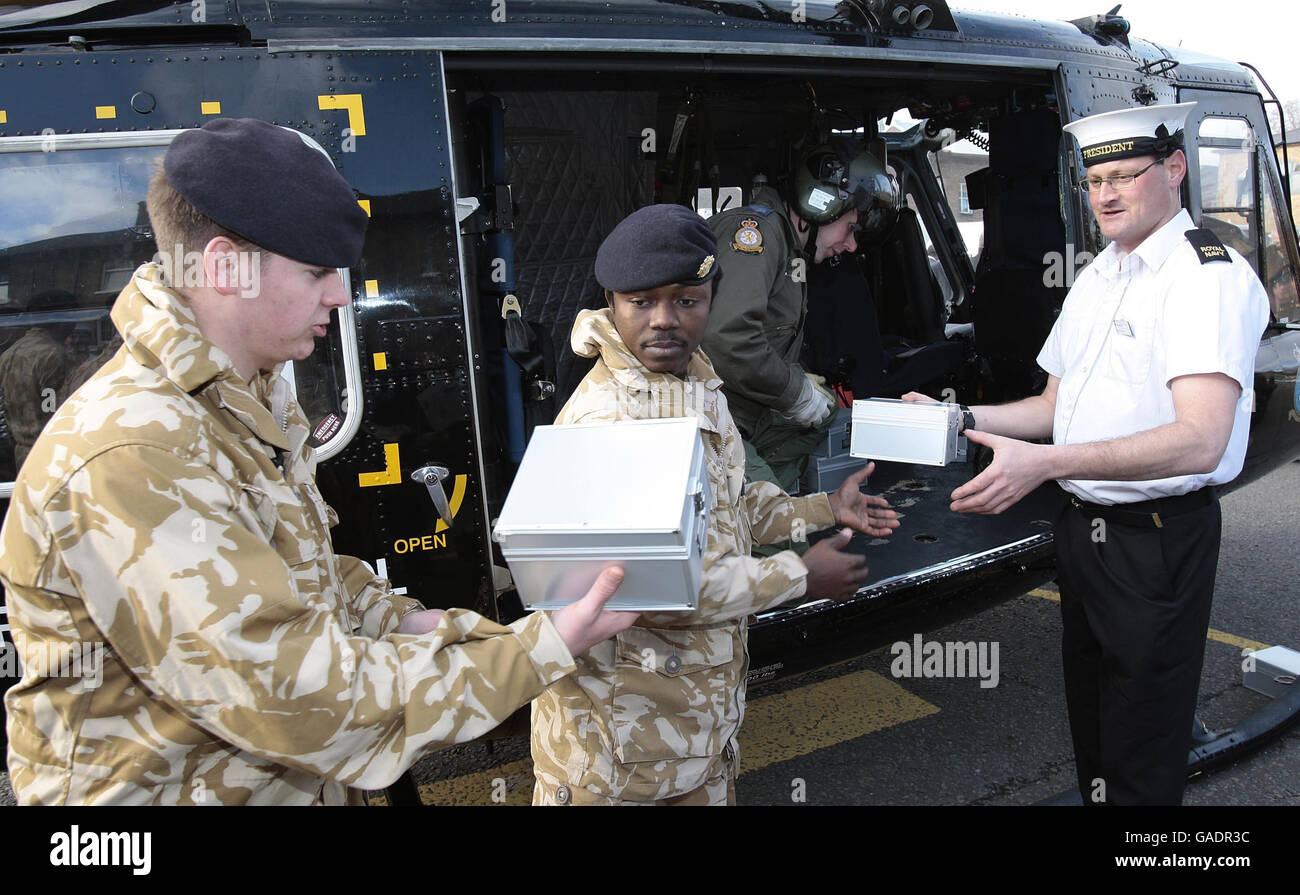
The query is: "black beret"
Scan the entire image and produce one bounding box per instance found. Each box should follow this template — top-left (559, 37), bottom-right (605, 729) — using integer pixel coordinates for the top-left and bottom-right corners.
top-left (595, 204), bottom-right (719, 293)
top-left (164, 118), bottom-right (369, 268)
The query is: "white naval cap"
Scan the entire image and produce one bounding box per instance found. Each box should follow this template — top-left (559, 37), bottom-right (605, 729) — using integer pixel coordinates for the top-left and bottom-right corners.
top-left (1063, 101), bottom-right (1197, 167)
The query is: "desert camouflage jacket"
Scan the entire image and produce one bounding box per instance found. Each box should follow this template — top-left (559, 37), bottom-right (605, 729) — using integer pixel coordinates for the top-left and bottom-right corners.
top-left (530, 309), bottom-right (834, 803)
top-left (0, 264), bottom-right (576, 805)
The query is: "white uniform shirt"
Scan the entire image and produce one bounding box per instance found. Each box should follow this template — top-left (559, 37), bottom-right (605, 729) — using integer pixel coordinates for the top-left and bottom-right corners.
top-left (1037, 209), bottom-right (1270, 504)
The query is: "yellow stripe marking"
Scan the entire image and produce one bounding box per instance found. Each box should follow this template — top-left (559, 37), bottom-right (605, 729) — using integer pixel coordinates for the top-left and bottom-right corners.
top-left (365, 279), bottom-right (379, 298)
top-left (1208, 629), bottom-right (1269, 651)
top-left (434, 474), bottom-right (468, 533)
top-left (739, 669), bottom-right (937, 772)
top-left (1026, 587), bottom-right (1268, 650)
top-left (317, 93), bottom-right (366, 136)
top-left (414, 669), bottom-right (936, 805)
top-left (372, 352), bottom-right (387, 371)
top-left (358, 199), bottom-right (371, 216)
top-left (358, 442), bottom-right (401, 487)
top-left (200, 101), bottom-right (222, 115)
top-left (94, 105), bottom-right (116, 119)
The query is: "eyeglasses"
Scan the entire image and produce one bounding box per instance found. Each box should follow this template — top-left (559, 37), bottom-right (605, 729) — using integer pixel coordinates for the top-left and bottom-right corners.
top-left (1078, 160), bottom-right (1163, 193)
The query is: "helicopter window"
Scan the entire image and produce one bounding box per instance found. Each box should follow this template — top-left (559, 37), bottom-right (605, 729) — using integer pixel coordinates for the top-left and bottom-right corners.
top-left (1195, 116), bottom-right (1258, 268)
top-left (1259, 148), bottom-right (1300, 324)
top-left (903, 192), bottom-right (955, 314)
top-left (931, 136), bottom-right (987, 265)
top-left (0, 132), bottom-right (362, 494)
top-left (0, 141), bottom-right (160, 490)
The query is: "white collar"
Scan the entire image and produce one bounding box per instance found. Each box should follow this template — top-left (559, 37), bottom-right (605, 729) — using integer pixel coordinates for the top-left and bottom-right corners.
top-left (1092, 208), bottom-right (1194, 279)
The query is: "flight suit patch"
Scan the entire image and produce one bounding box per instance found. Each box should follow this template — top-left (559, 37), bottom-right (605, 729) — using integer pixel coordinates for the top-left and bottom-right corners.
top-left (732, 219), bottom-right (764, 254)
top-left (1184, 228), bottom-right (1231, 264)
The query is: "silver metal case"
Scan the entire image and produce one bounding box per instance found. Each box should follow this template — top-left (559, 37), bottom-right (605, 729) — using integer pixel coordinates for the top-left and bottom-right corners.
top-left (1243, 645), bottom-right (1300, 699)
top-left (493, 417), bottom-right (712, 611)
top-left (850, 398), bottom-right (966, 466)
top-left (803, 407), bottom-right (864, 493)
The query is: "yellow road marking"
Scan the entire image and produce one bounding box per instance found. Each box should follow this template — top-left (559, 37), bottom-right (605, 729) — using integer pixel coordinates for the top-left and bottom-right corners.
top-left (358, 442), bottom-right (401, 487)
top-left (1207, 629), bottom-right (1269, 651)
top-left (94, 105), bottom-right (116, 119)
top-left (740, 668), bottom-right (937, 772)
top-left (1025, 587), bottom-right (1268, 650)
top-left (413, 669), bottom-right (936, 805)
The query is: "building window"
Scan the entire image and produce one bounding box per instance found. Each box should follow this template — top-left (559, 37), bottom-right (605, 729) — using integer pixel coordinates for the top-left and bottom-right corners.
top-left (98, 262), bottom-right (135, 295)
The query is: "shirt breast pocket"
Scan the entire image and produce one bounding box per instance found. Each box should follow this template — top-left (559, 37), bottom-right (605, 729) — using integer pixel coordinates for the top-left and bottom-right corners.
top-left (611, 625), bottom-right (737, 765)
top-left (239, 484), bottom-right (324, 567)
top-left (1103, 310), bottom-right (1155, 385)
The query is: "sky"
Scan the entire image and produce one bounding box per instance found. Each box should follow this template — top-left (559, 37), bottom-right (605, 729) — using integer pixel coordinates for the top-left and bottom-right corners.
top-left (957, 1), bottom-right (1299, 114)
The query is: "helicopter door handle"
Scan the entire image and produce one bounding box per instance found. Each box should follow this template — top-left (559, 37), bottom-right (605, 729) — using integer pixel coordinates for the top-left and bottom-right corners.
top-left (411, 464), bottom-right (454, 528)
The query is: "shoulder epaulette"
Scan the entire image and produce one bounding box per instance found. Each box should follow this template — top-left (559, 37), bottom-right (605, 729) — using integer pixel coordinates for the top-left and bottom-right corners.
top-left (1184, 228), bottom-right (1231, 264)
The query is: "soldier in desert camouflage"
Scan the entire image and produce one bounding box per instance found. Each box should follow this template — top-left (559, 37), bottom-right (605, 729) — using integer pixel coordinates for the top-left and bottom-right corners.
top-left (0, 117), bottom-right (635, 805)
top-left (0, 289), bottom-right (76, 471)
top-left (530, 204), bottom-right (900, 806)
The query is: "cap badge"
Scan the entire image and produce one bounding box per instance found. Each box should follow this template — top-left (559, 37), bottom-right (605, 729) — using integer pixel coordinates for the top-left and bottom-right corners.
top-left (732, 219), bottom-right (764, 254)
top-left (696, 254), bottom-right (715, 278)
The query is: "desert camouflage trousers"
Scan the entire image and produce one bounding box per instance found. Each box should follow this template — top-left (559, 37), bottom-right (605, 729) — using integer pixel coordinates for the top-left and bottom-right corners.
top-left (533, 759), bottom-right (737, 806)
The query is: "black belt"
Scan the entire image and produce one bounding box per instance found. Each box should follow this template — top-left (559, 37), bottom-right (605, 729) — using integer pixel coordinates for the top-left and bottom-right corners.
top-left (1067, 486), bottom-right (1216, 530)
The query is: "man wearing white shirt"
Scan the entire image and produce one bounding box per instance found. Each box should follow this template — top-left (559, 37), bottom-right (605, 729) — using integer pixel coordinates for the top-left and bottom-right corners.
top-left (906, 102), bottom-right (1269, 804)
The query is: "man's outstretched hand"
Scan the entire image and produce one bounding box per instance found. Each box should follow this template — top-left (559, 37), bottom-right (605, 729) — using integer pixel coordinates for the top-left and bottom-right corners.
top-left (802, 527), bottom-right (870, 600)
top-left (551, 566), bottom-right (639, 656)
top-left (950, 429), bottom-right (1049, 515)
top-left (827, 462), bottom-right (900, 538)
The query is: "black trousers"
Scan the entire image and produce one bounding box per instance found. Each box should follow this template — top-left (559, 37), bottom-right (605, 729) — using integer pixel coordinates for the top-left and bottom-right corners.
top-left (1054, 491), bottom-right (1221, 805)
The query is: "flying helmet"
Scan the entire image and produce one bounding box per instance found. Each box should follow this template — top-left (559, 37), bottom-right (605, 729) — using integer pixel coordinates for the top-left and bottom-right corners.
top-left (791, 142), bottom-right (899, 241)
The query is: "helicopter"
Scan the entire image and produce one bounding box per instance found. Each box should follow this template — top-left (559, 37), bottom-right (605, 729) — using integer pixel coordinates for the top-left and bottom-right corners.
top-left (0, 0), bottom-right (1296, 801)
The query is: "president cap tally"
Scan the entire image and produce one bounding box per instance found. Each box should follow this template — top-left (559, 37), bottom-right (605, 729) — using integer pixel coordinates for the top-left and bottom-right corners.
top-left (1063, 101), bottom-right (1197, 167)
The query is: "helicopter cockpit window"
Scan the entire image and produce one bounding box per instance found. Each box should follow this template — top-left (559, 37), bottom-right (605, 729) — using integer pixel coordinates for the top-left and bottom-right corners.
top-left (931, 135), bottom-right (988, 265)
top-left (0, 132), bottom-right (362, 495)
top-left (1196, 116), bottom-right (1258, 267)
top-left (1258, 147), bottom-right (1300, 325)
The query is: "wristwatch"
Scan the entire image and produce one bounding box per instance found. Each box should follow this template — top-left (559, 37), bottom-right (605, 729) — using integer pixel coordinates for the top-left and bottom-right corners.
top-left (959, 404), bottom-right (976, 434)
